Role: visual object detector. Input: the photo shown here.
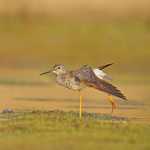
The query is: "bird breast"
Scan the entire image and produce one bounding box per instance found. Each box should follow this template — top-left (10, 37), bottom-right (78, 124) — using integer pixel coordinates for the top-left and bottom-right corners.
top-left (56, 75), bottom-right (82, 91)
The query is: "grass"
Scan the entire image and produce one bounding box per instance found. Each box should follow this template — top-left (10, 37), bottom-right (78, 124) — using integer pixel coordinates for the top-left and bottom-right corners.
top-left (0, 110), bottom-right (150, 150)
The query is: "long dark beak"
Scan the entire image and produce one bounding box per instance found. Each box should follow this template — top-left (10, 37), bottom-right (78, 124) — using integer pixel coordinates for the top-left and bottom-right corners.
top-left (40, 70), bottom-right (51, 76)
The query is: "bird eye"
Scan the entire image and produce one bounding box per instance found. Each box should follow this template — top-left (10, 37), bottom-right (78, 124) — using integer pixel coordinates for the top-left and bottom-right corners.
top-left (57, 67), bottom-right (60, 69)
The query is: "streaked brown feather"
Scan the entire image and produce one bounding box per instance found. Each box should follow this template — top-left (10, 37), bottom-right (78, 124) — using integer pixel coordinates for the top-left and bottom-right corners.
top-left (85, 77), bottom-right (127, 100)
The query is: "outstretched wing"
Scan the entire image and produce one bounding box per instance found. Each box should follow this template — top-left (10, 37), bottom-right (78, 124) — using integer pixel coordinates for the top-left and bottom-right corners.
top-left (98, 63), bottom-right (113, 70)
top-left (74, 65), bottom-right (126, 100)
top-left (93, 69), bottom-right (112, 81)
top-left (93, 63), bottom-right (113, 81)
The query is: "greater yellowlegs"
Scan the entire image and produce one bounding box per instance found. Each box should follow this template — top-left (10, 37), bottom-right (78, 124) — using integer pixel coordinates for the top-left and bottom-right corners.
top-left (40, 64), bottom-right (127, 118)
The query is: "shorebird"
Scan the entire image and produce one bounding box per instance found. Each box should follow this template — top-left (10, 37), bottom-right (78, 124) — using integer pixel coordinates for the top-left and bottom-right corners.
top-left (40, 64), bottom-right (127, 118)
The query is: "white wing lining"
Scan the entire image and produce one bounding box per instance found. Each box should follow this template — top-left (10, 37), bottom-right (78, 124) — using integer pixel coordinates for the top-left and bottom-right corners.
top-left (93, 68), bottom-right (112, 81)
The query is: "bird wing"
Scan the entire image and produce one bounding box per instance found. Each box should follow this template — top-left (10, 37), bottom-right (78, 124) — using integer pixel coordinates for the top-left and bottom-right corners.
top-left (93, 63), bottom-right (113, 81)
top-left (93, 69), bottom-right (112, 81)
top-left (74, 65), bottom-right (126, 100)
top-left (98, 63), bottom-right (113, 70)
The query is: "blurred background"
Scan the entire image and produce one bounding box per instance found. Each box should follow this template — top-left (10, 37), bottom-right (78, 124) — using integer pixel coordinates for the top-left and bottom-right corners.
top-left (0, 0), bottom-right (150, 115)
top-left (0, 0), bottom-right (150, 71)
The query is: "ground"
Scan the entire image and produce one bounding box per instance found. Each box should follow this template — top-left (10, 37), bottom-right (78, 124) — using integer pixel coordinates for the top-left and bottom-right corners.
top-left (0, 111), bottom-right (150, 150)
top-left (0, 69), bottom-right (150, 150)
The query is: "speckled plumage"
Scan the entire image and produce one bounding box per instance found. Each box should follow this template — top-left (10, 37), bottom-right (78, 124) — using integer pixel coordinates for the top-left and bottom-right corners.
top-left (41, 64), bottom-right (126, 100)
top-left (40, 64), bottom-right (127, 115)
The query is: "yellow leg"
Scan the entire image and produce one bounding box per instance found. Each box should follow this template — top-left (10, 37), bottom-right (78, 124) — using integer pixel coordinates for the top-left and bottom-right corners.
top-left (108, 95), bottom-right (117, 113)
top-left (79, 94), bottom-right (83, 119)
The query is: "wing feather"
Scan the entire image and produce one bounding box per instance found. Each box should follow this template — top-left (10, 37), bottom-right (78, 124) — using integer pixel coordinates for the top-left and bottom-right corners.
top-left (74, 65), bottom-right (127, 100)
top-left (98, 63), bottom-right (113, 70)
top-left (93, 69), bottom-right (112, 81)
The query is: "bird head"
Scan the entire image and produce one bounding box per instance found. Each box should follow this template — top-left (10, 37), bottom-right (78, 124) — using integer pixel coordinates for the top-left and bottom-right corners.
top-left (40, 64), bottom-right (66, 76)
